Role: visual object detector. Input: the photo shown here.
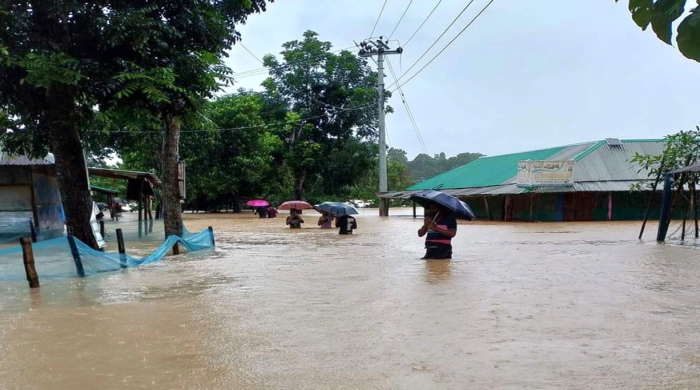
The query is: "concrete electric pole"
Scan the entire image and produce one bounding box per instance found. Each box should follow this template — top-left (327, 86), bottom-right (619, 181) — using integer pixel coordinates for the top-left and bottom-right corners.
top-left (358, 38), bottom-right (402, 216)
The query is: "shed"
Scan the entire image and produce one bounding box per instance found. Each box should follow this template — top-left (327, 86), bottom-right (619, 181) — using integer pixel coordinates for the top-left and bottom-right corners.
top-left (0, 150), bottom-right (63, 241)
top-left (88, 168), bottom-right (161, 220)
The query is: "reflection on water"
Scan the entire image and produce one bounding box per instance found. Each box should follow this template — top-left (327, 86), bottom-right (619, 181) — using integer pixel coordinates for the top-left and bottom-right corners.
top-left (424, 260), bottom-right (452, 284)
top-left (1, 210), bottom-right (700, 389)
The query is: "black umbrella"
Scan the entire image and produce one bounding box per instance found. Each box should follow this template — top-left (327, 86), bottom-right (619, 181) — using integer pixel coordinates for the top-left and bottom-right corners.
top-left (409, 190), bottom-right (476, 220)
top-left (315, 202), bottom-right (359, 217)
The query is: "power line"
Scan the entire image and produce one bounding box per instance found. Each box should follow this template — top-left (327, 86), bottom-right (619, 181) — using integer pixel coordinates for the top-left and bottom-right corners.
top-left (391, 0), bottom-right (497, 92)
top-left (370, 0), bottom-right (389, 38)
top-left (233, 46), bottom-right (357, 76)
top-left (389, 0), bottom-right (414, 39)
top-left (385, 0), bottom-right (478, 90)
top-left (403, 0), bottom-right (443, 48)
top-left (387, 58), bottom-right (428, 155)
top-left (87, 101), bottom-right (378, 134)
top-left (231, 46), bottom-right (358, 80)
top-left (239, 42), bottom-right (263, 64)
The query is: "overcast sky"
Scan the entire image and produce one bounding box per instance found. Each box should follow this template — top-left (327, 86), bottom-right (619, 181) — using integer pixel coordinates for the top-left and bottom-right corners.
top-left (222, 0), bottom-right (700, 160)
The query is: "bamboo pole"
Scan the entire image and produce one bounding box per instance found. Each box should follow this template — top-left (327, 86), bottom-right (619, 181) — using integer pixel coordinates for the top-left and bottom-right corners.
top-left (639, 159), bottom-right (665, 239)
top-left (484, 197), bottom-right (493, 221)
top-left (208, 226), bottom-right (215, 247)
top-left (20, 237), bottom-right (39, 288)
top-left (693, 181), bottom-right (699, 238)
top-left (67, 236), bottom-right (85, 277)
top-left (116, 228), bottom-right (127, 268)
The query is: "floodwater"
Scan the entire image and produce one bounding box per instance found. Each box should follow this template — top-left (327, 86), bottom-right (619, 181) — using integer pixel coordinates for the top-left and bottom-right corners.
top-left (2, 209), bottom-right (700, 389)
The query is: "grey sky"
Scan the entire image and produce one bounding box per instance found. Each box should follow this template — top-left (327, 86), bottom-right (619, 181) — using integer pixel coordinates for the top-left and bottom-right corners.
top-left (223, 0), bottom-right (700, 160)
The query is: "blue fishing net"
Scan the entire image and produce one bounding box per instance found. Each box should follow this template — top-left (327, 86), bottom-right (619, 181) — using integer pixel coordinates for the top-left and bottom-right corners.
top-left (0, 225), bottom-right (214, 282)
top-left (0, 219), bottom-right (32, 245)
top-left (0, 218), bottom-right (62, 245)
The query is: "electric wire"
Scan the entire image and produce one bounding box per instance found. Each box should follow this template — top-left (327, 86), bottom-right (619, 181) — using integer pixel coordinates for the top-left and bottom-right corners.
top-left (387, 58), bottom-right (428, 155)
top-left (390, 0), bottom-right (497, 92)
top-left (389, 0), bottom-right (414, 39)
top-left (370, 0), bottom-right (389, 38)
top-left (239, 42), bottom-right (263, 64)
top-left (384, 0), bottom-right (478, 90)
top-left (403, 0), bottom-right (443, 48)
top-left (231, 46), bottom-right (358, 79)
top-left (86, 101), bottom-right (377, 134)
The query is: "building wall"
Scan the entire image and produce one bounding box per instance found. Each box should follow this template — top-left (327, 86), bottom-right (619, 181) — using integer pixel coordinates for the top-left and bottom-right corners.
top-left (462, 191), bottom-right (682, 222)
top-left (0, 166), bottom-right (33, 237)
top-left (31, 166), bottom-right (64, 234)
top-left (0, 166), bottom-right (63, 240)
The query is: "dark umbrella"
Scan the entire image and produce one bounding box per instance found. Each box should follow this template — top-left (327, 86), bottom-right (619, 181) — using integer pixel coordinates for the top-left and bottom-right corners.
top-left (315, 202), bottom-right (359, 217)
top-left (409, 190), bottom-right (476, 220)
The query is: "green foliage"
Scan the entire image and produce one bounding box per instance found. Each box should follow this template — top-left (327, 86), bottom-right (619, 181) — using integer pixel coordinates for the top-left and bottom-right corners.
top-left (262, 31), bottom-right (384, 199)
top-left (113, 90), bottom-right (289, 210)
top-left (617, 0), bottom-right (700, 62)
top-left (630, 126), bottom-right (700, 190)
top-left (406, 151), bottom-right (483, 182)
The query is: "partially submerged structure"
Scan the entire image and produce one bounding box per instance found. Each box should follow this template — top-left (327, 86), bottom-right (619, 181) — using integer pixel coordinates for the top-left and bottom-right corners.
top-left (381, 139), bottom-right (669, 222)
top-left (0, 151), bottom-right (63, 240)
top-left (89, 168), bottom-right (161, 220)
top-left (0, 147), bottom-right (161, 242)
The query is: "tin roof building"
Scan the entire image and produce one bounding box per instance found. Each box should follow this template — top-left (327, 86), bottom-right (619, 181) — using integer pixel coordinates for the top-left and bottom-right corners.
top-left (382, 139), bottom-right (672, 221)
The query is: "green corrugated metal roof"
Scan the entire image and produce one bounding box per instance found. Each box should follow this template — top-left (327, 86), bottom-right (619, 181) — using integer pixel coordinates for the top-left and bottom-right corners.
top-left (90, 185), bottom-right (119, 195)
top-left (573, 140), bottom-right (604, 162)
top-left (408, 146), bottom-right (566, 190)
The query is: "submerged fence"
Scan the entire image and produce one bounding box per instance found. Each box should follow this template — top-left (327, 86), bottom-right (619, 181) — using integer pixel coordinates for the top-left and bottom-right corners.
top-left (0, 222), bottom-right (215, 284)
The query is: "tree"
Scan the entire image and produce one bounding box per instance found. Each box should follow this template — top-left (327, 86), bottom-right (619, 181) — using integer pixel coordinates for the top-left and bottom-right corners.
top-left (0, 2), bottom-right (129, 247)
top-left (617, 0), bottom-right (700, 62)
top-left (0, 1), bottom-right (271, 245)
top-left (185, 91), bottom-right (285, 209)
top-left (103, 1), bottom-right (270, 238)
top-left (107, 90), bottom-right (287, 212)
top-left (405, 151), bottom-right (482, 182)
top-left (631, 127), bottom-right (700, 238)
top-left (387, 149), bottom-right (414, 191)
top-left (262, 31), bottom-right (384, 200)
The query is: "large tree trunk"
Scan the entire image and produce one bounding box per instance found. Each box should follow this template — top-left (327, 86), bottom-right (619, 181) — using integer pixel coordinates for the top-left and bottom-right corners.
top-left (162, 117), bottom-right (183, 238)
top-left (294, 170), bottom-right (306, 200)
top-left (49, 123), bottom-right (99, 249)
top-left (233, 193), bottom-right (242, 213)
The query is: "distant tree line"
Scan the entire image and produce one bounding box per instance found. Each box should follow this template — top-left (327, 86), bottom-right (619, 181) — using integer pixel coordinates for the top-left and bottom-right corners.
top-left (387, 149), bottom-right (482, 184)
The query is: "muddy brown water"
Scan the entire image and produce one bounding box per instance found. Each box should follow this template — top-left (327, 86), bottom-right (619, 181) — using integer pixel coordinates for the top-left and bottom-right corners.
top-left (2, 209), bottom-right (700, 389)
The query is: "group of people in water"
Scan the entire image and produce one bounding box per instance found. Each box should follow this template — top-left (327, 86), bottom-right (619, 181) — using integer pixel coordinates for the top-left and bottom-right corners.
top-left (253, 201), bottom-right (456, 257)
top-left (284, 209), bottom-right (357, 235)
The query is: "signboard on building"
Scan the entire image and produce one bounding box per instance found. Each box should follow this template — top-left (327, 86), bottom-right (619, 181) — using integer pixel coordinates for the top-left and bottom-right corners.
top-left (516, 160), bottom-right (575, 187)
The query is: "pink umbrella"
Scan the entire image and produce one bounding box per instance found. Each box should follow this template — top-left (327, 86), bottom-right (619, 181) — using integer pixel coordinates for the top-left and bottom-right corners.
top-left (247, 199), bottom-right (270, 207)
top-left (278, 200), bottom-right (313, 210)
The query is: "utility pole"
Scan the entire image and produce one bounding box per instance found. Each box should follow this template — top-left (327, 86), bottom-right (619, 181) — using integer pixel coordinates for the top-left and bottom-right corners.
top-left (358, 37), bottom-right (402, 217)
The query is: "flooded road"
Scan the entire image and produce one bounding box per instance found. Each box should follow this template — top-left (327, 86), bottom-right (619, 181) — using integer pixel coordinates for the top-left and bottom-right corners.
top-left (2, 210), bottom-right (700, 389)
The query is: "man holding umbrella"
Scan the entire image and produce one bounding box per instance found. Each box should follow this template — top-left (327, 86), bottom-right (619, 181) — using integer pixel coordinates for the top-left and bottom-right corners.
top-left (411, 191), bottom-right (476, 260)
top-left (314, 202), bottom-right (359, 235)
top-left (418, 203), bottom-right (457, 259)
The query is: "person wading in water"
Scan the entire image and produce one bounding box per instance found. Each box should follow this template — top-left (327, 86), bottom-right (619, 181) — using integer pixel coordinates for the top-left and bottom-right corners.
top-left (286, 209), bottom-right (304, 229)
top-left (317, 211), bottom-right (333, 229)
top-left (417, 203), bottom-right (457, 259)
top-left (336, 214), bottom-right (357, 235)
